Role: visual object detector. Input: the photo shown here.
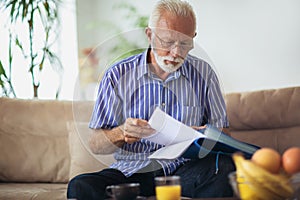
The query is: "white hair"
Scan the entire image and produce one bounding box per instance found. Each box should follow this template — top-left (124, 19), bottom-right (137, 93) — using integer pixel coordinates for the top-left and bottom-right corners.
top-left (148, 0), bottom-right (196, 32)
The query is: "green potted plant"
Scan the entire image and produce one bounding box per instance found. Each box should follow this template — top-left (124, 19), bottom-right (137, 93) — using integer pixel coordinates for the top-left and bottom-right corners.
top-left (0, 0), bottom-right (62, 98)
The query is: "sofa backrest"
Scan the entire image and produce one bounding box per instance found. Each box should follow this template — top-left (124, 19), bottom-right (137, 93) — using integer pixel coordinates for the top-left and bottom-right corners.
top-left (1, 86), bottom-right (299, 183)
top-left (225, 86), bottom-right (300, 154)
top-left (0, 98), bottom-right (94, 183)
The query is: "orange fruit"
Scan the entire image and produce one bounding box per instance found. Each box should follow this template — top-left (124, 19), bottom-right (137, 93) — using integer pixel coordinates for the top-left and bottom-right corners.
top-left (251, 147), bottom-right (281, 174)
top-left (282, 147), bottom-right (300, 175)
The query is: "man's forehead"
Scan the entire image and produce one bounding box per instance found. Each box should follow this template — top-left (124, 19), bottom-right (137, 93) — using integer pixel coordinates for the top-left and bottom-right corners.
top-left (155, 12), bottom-right (195, 37)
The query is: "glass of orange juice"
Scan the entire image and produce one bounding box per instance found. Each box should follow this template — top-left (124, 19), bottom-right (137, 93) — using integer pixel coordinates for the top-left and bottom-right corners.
top-left (155, 176), bottom-right (181, 200)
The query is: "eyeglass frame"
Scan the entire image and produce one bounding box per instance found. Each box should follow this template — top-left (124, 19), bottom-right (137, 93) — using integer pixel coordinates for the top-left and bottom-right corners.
top-left (151, 30), bottom-right (194, 52)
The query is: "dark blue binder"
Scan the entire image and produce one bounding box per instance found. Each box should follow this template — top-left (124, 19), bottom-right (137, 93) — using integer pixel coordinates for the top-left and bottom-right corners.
top-left (182, 125), bottom-right (260, 159)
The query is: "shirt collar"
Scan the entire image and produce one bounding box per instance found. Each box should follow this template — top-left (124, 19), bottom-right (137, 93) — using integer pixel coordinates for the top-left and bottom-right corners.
top-left (137, 49), bottom-right (149, 80)
top-left (178, 60), bottom-right (189, 79)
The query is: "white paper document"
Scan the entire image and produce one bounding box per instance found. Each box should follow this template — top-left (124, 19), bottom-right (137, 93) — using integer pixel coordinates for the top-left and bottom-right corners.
top-left (145, 107), bottom-right (206, 159)
top-left (145, 107), bottom-right (259, 159)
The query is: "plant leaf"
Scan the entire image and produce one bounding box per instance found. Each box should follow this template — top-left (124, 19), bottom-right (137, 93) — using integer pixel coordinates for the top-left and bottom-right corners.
top-left (0, 61), bottom-right (8, 79)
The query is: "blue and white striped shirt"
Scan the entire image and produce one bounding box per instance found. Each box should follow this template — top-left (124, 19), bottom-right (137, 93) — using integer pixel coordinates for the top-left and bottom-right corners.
top-left (89, 49), bottom-right (229, 177)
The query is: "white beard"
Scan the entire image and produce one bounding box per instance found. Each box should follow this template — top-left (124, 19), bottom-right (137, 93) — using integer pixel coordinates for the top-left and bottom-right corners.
top-left (153, 49), bottom-right (185, 73)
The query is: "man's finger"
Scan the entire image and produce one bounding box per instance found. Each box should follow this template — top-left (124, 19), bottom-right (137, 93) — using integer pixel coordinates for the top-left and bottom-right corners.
top-left (134, 119), bottom-right (150, 127)
top-left (124, 136), bottom-right (140, 144)
top-left (127, 125), bottom-right (155, 136)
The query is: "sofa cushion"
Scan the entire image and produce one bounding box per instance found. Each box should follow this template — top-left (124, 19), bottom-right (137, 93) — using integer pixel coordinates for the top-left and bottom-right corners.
top-left (226, 86), bottom-right (300, 153)
top-left (0, 98), bottom-right (73, 183)
top-left (67, 121), bottom-right (115, 180)
top-left (225, 86), bottom-right (300, 130)
top-left (231, 126), bottom-right (300, 154)
top-left (0, 183), bottom-right (67, 200)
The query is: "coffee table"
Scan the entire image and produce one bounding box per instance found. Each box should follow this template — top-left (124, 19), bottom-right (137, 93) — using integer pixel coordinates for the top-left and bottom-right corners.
top-left (185, 198), bottom-right (239, 200)
top-left (107, 196), bottom-right (239, 200)
top-left (145, 197), bottom-right (239, 200)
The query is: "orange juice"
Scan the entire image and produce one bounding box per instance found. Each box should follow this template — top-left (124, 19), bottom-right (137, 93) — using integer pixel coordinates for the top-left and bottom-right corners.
top-left (155, 185), bottom-right (181, 200)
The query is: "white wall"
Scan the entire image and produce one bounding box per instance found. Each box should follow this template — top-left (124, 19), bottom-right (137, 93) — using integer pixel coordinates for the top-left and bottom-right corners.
top-left (76, 0), bottom-right (300, 94)
top-left (58, 0), bottom-right (79, 100)
top-left (194, 0), bottom-right (300, 93)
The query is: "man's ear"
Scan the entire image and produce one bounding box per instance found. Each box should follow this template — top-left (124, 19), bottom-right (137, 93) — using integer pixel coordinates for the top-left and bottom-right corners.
top-left (145, 27), bottom-right (152, 43)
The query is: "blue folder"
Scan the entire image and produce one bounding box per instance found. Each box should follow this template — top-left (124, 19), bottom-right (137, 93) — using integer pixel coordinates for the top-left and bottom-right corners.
top-left (182, 125), bottom-right (260, 159)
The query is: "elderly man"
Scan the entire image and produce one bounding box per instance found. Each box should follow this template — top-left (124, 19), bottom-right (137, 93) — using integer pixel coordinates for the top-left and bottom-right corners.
top-left (67, 0), bottom-right (235, 199)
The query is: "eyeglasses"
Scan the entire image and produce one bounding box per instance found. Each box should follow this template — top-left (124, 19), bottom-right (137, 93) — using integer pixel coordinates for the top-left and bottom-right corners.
top-left (152, 31), bottom-right (194, 51)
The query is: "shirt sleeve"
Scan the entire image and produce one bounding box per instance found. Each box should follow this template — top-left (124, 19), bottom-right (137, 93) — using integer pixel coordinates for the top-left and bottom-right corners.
top-left (204, 70), bottom-right (229, 128)
top-left (89, 70), bottom-right (123, 129)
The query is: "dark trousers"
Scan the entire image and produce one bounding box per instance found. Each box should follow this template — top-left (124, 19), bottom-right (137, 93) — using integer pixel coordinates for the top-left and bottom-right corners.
top-left (67, 154), bottom-right (235, 200)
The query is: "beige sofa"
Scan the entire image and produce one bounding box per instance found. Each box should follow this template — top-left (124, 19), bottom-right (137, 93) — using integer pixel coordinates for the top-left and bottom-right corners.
top-left (0, 86), bottom-right (299, 200)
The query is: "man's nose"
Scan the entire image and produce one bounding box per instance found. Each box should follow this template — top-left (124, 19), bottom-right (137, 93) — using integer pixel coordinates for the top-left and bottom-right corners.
top-left (170, 44), bottom-right (184, 58)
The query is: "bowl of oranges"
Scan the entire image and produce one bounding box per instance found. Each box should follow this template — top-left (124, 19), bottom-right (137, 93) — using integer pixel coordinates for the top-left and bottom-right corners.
top-left (229, 147), bottom-right (300, 200)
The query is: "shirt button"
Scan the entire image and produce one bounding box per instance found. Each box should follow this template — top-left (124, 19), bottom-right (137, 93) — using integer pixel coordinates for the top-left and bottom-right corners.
top-left (161, 102), bottom-right (166, 107)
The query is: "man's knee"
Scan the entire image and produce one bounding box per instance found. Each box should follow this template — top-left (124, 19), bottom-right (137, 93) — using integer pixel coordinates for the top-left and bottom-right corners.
top-left (67, 176), bottom-right (78, 198)
top-left (67, 175), bottom-right (85, 198)
top-left (67, 174), bottom-right (104, 200)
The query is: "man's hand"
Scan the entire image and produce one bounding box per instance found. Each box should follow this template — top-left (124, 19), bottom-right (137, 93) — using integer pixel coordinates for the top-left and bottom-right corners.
top-left (191, 125), bottom-right (206, 131)
top-left (120, 118), bottom-right (156, 144)
top-left (191, 125), bottom-right (231, 136)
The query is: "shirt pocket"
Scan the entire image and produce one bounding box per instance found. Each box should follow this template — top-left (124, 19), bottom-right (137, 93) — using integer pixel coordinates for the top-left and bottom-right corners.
top-left (180, 106), bottom-right (203, 126)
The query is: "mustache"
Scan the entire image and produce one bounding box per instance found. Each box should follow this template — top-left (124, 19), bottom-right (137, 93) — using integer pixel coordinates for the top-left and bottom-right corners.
top-left (162, 56), bottom-right (184, 63)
